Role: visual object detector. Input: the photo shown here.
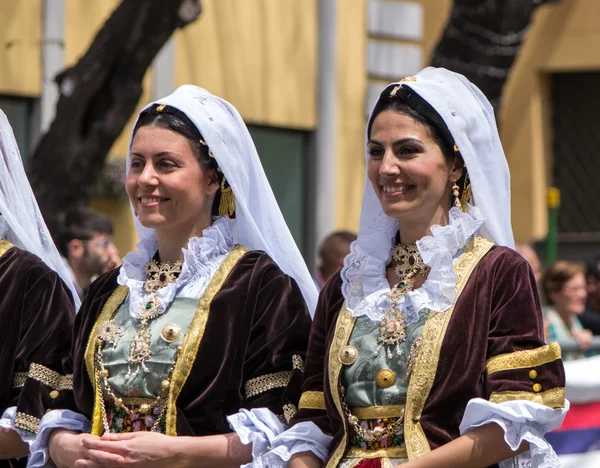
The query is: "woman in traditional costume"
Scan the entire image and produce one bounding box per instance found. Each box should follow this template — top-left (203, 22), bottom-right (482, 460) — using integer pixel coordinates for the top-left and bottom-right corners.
top-left (30, 85), bottom-right (315, 467)
top-left (276, 68), bottom-right (567, 468)
top-left (0, 110), bottom-right (78, 467)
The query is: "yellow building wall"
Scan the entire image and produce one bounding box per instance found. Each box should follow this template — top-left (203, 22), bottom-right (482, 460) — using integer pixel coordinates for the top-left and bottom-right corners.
top-left (174, 0), bottom-right (317, 129)
top-left (501, 0), bottom-right (600, 242)
top-left (0, 2), bottom-right (42, 96)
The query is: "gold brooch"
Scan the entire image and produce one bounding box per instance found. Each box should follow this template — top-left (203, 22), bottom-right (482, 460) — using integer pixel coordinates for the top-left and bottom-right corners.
top-left (161, 323), bottom-right (182, 343)
top-left (376, 368), bottom-right (396, 388)
top-left (338, 345), bottom-right (359, 365)
top-left (97, 320), bottom-right (124, 348)
top-left (156, 104), bottom-right (166, 112)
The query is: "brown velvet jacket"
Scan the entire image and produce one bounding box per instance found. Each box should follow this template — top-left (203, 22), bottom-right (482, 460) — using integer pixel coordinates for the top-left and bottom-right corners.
top-left (293, 237), bottom-right (566, 467)
top-left (57, 249), bottom-right (311, 436)
top-left (0, 243), bottom-right (75, 468)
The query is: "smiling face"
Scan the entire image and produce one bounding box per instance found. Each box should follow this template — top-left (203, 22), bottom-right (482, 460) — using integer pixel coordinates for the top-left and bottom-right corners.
top-left (367, 109), bottom-right (462, 227)
top-left (551, 272), bottom-right (587, 316)
top-left (127, 125), bottom-right (219, 238)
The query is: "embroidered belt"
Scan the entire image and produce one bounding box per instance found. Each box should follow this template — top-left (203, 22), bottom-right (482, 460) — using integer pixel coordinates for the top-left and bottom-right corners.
top-left (347, 405), bottom-right (406, 455)
top-left (107, 399), bottom-right (166, 434)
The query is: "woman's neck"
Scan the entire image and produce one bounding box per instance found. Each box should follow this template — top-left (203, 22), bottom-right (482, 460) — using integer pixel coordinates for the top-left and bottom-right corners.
top-left (155, 218), bottom-right (212, 263)
top-left (397, 207), bottom-right (449, 245)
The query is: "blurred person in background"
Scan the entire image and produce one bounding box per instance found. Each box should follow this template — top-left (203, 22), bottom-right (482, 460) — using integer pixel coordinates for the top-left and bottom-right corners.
top-left (543, 261), bottom-right (593, 360)
top-left (582, 253), bottom-right (600, 335)
top-left (515, 242), bottom-right (543, 286)
top-left (316, 231), bottom-right (357, 288)
top-left (56, 207), bottom-right (117, 300)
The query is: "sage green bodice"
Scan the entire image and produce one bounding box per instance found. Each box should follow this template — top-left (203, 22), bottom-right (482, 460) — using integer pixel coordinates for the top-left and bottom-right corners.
top-left (102, 297), bottom-right (198, 398)
top-left (342, 309), bottom-right (431, 407)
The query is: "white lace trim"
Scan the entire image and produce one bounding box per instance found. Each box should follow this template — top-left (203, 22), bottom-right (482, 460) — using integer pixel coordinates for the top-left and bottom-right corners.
top-left (117, 216), bottom-right (235, 318)
top-left (340, 205), bottom-right (485, 323)
top-left (228, 411), bottom-right (331, 468)
top-left (459, 398), bottom-right (568, 468)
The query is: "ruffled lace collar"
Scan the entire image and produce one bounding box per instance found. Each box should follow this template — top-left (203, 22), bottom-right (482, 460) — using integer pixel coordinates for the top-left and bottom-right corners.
top-left (340, 206), bottom-right (486, 324)
top-left (117, 216), bottom-right (235, 318)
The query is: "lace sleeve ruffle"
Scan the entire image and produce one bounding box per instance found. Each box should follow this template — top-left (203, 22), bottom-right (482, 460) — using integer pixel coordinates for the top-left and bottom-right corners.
top-left (228, 409), bottom-right (332, 467)
top-left (0, 406), bottom-right (35, 446)
top-left (28, 409), bottom-right (91, 468)
top-left (459, 397), bottom-right (568, 468)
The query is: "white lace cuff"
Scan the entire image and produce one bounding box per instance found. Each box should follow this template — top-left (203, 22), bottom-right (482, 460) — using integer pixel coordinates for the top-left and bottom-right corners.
top-left (28, 409), bottom-right (91, 468)
top-left (459, 397), bottom-right (569, 468)
top-left (227, 409), bottom-right (331, 467)
top-left (0, 406), bottom-right (35, 447)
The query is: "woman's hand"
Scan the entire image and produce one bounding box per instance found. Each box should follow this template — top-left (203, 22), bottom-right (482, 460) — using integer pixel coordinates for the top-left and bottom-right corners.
top-left (76, 432), bottom-right (179, 468)
top-left (573, 328), bottom-right (593, 350)
top-left (49, 429), bottom-right (123, 468)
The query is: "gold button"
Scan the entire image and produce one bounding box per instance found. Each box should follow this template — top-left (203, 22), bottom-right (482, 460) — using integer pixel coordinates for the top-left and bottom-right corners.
top-left (338, 345), bottom-right (359, 365)
top-left (376, 369), bottom-right (396, 388)
top-left (45, 408), bottom-right (52, 414)
top-left (533, 383), bottom-right (542, 393)
top-left (49, 390), bottom-right (59, 399)
top-left (161, 323), bottom-right (181, 343)
top-left (529, 369), bottom-right (538, 380)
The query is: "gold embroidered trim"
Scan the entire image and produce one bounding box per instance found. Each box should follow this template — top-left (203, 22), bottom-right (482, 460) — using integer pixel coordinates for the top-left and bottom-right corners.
top-left (325, 305), bottom-right (356, 468)
top-left (0, 239), bottom-right (14, 257)
top-left (85, 285), bottom-right (129, 436)
top-left (351, 404), bottom-right (405, 420)
top-left (299, 391), bottom-right (326, 410)
top-left (167, 245), bottom-right (249, 435)
top-left (244, 370), bottom-right (293, 398)
top-left (404, 236), bottom-right (494, 460)
top-left (27, 363), bottom-right (73, 391)
top-left (14, 412), bottom-right (41, 434)
top-left (486, 342), bottom-right (562, 375)
top-left (12, 372), bottom-right (27, 389)
top-left (292, 354), bottom-right (304, 371)
top-left (346, 446), bottom-right (408, 459)
top-left (283, 403), bottom-right (298, 424)
top-left (489, 387), bottom-right (565, 409)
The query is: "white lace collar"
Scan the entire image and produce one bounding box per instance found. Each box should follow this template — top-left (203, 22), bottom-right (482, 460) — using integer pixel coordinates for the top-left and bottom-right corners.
top-left (117, 216), bottom-right (235, 319)
top-left (340, 206), bottom-right (486, 324)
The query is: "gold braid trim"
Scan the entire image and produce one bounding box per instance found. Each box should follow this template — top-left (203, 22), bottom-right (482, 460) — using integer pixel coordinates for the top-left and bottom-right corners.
top-left (489, 387), bottom-right (565, 409)
top-left (14, 412), bottom-right (41, 434)
top-left (167, 246), bottom-right (249, 435)
top-left (244, 371), bottom-right (293, 398)
top-left (0, 239), bottom-right (15, 257)
top-left (404, 236), bottom-right (494, 460)
top-left (486, 342), bottom-right (562, 375)
top-left (12, 372), bottom-right (27, 389)
top-left (299, 391), bottom-right (326, 410)
top-left (346, 446), bottom-right (408, 459)
top-left (292, 354), bottom-right (304, 371)
top-left (283, 403), bottom-right (298, 424)
top-left (351, 404), bottom-right (405, 420)
top-left (325, 305), bottom-right (356, 468)
top-left (27, 363), bottom-right (73, 391)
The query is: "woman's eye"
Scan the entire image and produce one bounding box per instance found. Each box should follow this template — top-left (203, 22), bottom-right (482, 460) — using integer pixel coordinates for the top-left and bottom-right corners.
top-left (159, 160), bottom-right (177, 169)
top-left (368, 147), bottom-right (384, 158)
top-left (130, 160), bottom-right (144, 170)
top-left (399, 146), bottom-right (418, 155)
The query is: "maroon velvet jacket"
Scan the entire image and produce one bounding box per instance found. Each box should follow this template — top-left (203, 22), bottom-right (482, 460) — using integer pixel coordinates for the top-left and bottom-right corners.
top-left (0, 245), bottom-right (75, 468)
top-left (57, 250), bottom-right (311, 436)
top-left (293, 240), bottom-right (566, 467)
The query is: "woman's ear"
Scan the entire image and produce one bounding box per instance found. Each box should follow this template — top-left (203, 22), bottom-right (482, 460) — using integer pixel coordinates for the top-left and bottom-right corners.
top-left (448, 156), bottom-right (464, 183)
top-left (206, 169), bottom-right (220, 196)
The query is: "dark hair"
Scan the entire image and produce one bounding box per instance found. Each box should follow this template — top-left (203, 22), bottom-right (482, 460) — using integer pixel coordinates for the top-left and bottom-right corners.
top-left (132, 104), bottom-right (222, 215)
top-left (57, 207), bottom-right (113, 257)
top-left (367, 85), bottom-right (459, 164)
top-left (586, 253), bottom-right (600, 280)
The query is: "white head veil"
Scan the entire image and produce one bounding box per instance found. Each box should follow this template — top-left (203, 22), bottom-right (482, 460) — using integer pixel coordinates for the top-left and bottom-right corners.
top-left (0, 110), bottom-right (81, 310)
top-left (359, 67), bottom-right (513, 248)
top-left (126, 85), bottom-right (318, 315)
top-left (341, 67), bottom-right (513, 320)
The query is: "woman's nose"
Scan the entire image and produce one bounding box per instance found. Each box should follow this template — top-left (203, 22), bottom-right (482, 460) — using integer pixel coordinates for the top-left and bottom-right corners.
top-left (379, 151), bottom-right (400, 177)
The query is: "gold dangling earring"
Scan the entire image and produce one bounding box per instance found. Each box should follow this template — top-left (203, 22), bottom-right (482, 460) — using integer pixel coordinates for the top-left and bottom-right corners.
top-left (452, 181), bottom-right (462, 209)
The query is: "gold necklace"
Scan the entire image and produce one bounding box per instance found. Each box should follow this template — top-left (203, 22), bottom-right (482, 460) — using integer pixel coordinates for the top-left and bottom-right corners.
top-left (126, 259), bottom-right (182, 379)
top-left (375, 243), bottom-right (429, 360)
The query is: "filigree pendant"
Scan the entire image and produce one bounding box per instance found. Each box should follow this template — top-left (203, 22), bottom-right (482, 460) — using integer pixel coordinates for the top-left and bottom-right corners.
top-left (136, 294), bottom-right (162, 322)
top-left (126, 326), bottom-right (152, 379)
top-left (378, 307), bottom-right (407, 346)
top-left (97, 320), bottom-right (124, 348)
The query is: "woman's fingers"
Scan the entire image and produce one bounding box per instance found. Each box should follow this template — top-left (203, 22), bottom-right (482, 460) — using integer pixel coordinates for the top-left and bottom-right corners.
top-left (82, 437), bottom-right (127, 458)
top-left (100, 432), bottom-right (144, 441)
